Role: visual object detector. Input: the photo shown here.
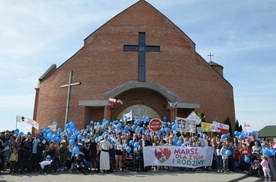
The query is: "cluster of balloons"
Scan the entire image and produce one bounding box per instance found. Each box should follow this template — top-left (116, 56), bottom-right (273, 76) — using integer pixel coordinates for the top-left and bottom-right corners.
top-left (14, 129), bottom-right (25, 137)
top-left (126, 140), bottom-right (140, 153)
top-left (263, 148), bottom-right (276, 157)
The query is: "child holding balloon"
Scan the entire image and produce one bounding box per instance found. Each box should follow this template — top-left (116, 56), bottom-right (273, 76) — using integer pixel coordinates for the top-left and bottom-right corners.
top-left (220, 142), bottom-right (229, 173)
top-left (240, 143), bottom-right (250, 174)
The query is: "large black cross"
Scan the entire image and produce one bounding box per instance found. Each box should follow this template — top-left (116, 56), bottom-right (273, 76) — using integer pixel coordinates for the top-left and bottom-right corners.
top-left (124, 32), bottom-right (160, 82)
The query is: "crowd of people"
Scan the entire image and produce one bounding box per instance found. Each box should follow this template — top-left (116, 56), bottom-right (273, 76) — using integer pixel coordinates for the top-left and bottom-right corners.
top-left (0, 119), bottom-right (276, 181)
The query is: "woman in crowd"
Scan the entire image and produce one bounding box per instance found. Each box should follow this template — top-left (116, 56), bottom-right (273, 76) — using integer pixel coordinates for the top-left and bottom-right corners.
top-left (114, 137), bottom-right (123, 171)
top-left (88, 137), bottom-right (97, 171)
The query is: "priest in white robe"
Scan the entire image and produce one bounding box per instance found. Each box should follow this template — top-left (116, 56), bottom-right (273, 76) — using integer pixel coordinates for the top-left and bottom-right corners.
top-left (99, 134), bottom-right (112, 172)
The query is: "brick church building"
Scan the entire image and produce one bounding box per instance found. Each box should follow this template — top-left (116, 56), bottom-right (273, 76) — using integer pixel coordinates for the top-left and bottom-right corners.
top-left (33, 0), bottom-right (235, 131)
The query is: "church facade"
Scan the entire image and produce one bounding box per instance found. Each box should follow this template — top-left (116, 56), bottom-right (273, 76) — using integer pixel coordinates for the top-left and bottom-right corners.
top-left (33, 0), bottom-right (235, 131)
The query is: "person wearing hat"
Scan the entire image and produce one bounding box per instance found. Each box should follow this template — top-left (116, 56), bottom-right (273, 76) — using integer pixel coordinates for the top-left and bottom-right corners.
top-left (99, 134), bottom-right (112, 173)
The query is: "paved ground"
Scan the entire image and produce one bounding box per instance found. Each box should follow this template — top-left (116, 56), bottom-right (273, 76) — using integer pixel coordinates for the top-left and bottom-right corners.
top-left (0, 170), bottom-right (263, 182)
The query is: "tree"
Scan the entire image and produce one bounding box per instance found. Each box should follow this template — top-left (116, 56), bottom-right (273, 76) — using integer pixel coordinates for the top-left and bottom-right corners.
top-left (239, 124), bottom-right (243, 132)
top-left (235, 120), bottom-right (241, 132)
top-left (224, 116), bottom-right (233, 137)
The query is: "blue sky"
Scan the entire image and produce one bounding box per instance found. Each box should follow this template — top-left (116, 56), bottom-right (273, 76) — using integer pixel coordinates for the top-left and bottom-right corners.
top-left (0, 0), bottom-right (275, 134)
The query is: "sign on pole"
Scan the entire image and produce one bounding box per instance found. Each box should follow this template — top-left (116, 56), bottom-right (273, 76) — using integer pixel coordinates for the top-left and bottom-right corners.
top-left (149, 118), bottom-right (162, 132)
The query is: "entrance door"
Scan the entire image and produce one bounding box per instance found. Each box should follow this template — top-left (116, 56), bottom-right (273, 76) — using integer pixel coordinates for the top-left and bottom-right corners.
top-left (117, 104), bottom-right (160, 120)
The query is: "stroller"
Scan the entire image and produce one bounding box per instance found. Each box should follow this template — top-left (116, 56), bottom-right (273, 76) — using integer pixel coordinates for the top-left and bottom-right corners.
top-left (70, 151), bottom-right (88, 174)
top-left (124, 153), bottom-right (135, 171)
top-left (39, 155), bottom-right (56, 174)
top-left (248, 153), bottom-right (262, 177)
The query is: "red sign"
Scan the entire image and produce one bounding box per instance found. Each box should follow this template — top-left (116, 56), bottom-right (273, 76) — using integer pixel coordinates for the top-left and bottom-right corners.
top-left (149, 118), bottom-right (162, 132)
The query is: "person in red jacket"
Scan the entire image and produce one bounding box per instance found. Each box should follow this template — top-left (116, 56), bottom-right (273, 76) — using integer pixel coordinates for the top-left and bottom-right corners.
top-left (240, 143), bottom-right (250, 174)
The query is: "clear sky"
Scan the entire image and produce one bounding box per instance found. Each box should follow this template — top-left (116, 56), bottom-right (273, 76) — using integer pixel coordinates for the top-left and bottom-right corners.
top-left (0, 0), bottom-right (275, 134)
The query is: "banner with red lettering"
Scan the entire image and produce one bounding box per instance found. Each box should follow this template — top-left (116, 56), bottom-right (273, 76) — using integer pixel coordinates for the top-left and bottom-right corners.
top-left (143, 146), bottom-right (213, 168)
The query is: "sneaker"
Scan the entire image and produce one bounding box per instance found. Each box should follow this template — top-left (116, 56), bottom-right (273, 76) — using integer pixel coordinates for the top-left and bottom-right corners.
top-left (217, 170), bottom-right (220, 173)
top-left (60, 168), bottom-right (64, 171)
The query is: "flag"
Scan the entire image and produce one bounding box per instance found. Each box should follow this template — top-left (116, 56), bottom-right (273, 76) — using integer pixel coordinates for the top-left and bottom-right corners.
top-left (201, 122), bottom-right (211, 132)
top-left (108, 98), bottom-right (123, 105)
top-left (186, 111), bottom-right (201, 125)
top-left (210, 123), bottom-right (220, 132)
top-left (167, 101), bottom-right (178, 109)
top-left (123, 110), bottom-right (132, 121)
top-left (16, 115), bottom-right (39, 130)
top-left (212, 121), bottom-right (229, 134)
top-left (244, 123), bottom-right (250, 127)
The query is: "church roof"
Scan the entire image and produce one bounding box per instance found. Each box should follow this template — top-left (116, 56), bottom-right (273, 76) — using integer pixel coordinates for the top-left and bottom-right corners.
top-left (258, 125), bottom-right (276, 138)
top-left (209, 61), bottom-right (223, 68)
top-left (84, 0), bottom-right (195, 46)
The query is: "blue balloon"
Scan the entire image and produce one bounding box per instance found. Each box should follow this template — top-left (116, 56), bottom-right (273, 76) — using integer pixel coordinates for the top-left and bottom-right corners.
top-left (234, 161), bottom-right (239, 168)
top-left (47, 133), bottom-right (53, 139)
top-left (238, 134), bottom-right (244, 140)
top-left (234, 131), bottom-right (239, 136)
top-left (57, 128), bottom-right (62, 133)
top-left (248, 132), bottom-right (252, 136)
top-left (52, 121), bottom-right (58, 125)
top-left (165, 127), bottom-right (170, 133)
top-left (226, 150), bottom-right (232, 156)
top-left (14, 129), bottom-right (19, 134)
top-left (69, 122), bottom-right (75, 128)
top-left (84, 160), bottom-right (90, 167)
top-left (129, 140), bottom-right (134, 146)
top-left (66, 123), bottom-right (70, 129)
top-left (263, 149), bottom-right (271, 156)
top-left (244, 156), bottom-right (250, 163)
top-left (56, 137), bottom-right (61, 143)
top-left (71, 135), bottom-right (76, 140)
top-left (135, 119), bottom-right (141, 125)
top-left (269, 149), bottom-right (275, 156)
top-left (69, 139), bottom-right (75, 146)
top-left (134, 142), bottom-right (139, 148)
top-left (73, 147), bottom-right (79, 155)
top-left (19, 131), bottom-right (24, 137)
top-left (172, 138), bottom-right (177, 145)
top-left (163, 116), bottom-right (167, 121)
top-left (172, 124), bottom-right (177, 131)
top-left (221, 134), bottom-right (227, 140)
top-left (144, 117), bottom-right (149, 123)
top-left (135, 126), bottom-right (140, 133)
top-left (199, 133), bottom-right (203, 138)
top-left (131, 125), bottom-right (136, 130)
top-left (117, 123), bottom-right (122, 129)
top-left (176, 140), bottom-right (182, 146)
top-left (77, 135), bottom-right (83, 140)
top-left (90, 120), bottom-right (94, 125)
top-left (126, 146), bottom-right (132, 153)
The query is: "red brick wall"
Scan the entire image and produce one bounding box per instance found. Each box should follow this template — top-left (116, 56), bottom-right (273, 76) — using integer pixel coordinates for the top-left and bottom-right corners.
top-left (34, 1), bottom-right (235, 131)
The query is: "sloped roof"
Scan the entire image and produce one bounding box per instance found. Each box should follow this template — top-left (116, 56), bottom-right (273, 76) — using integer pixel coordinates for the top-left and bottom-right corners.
top-left (258, 125), bottom-right (276, 137)
top-left (209, 61), bottom-right (223, 68)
